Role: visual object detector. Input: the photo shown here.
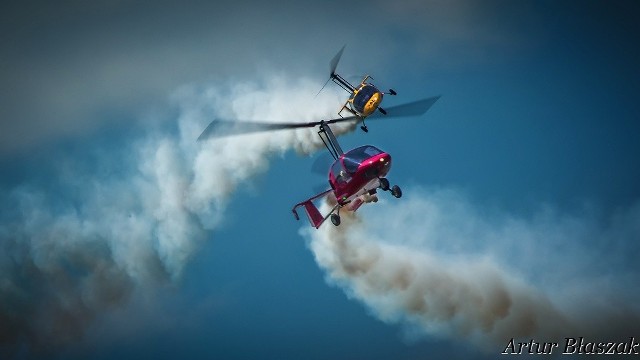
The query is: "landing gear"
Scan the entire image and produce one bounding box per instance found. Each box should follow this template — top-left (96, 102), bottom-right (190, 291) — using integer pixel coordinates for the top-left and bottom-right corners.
top-left (360, 117), bottom-right (369, 132)
top-left (389, 89), bottom-right (397, 95)
top-left (378, 107), bottom-right (387, 115)
top-left (379, 178), bottom-right (402, 198)
top-left (391, 185), bottom-right (402, 198)
top-left (330, 213), bottom-right (341, 226)
top-left (379, 177), bottom-right (390, 191)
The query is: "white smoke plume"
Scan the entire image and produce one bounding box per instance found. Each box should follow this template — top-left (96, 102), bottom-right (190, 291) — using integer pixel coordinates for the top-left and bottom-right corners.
top-left (304, 189), bottom-right (640, 349)
top-left (0, 75), bottom-right (348, 354)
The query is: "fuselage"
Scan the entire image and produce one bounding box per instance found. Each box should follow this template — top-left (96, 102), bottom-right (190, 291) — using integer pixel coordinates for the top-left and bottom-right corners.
top-left (328, 145), bottom-right (391, 205)
top-left (348, 84), bottom-right (383, 117)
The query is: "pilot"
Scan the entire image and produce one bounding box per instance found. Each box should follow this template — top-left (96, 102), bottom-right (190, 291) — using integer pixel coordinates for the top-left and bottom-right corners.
top-left (336, 170), bottom-right (347, 183)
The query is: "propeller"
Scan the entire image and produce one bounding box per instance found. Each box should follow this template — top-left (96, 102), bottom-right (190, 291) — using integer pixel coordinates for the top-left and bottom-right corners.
top-left (197, 95), bottom-right (441, 141)
top-left (315, 45), bottom-right (346, 97)
top-left (329, 45), bottom-right (345, 76)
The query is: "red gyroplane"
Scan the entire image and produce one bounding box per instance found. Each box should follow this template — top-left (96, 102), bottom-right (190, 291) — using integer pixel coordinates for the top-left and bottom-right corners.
top-left (198, 46), bottom-right (440, 228)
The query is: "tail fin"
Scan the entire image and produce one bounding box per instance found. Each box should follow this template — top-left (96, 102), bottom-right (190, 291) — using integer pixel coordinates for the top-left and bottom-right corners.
top-left (293, 200), bottom-right (325, 229)
top-left (292, 190), bottom-right (333, 229)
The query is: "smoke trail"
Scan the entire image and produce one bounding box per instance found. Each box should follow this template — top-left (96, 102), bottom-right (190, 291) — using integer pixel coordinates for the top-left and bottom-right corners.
top-left (0, 75), bottom-right (349, 355)
top-left (304, 188), bottom-right (640, 349)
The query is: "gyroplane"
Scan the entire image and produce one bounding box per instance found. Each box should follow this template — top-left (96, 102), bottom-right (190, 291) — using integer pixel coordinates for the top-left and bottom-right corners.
top-left (317, 45), bottom-right (397, 133)
top-left (197, 46), bottom-right (440, 228)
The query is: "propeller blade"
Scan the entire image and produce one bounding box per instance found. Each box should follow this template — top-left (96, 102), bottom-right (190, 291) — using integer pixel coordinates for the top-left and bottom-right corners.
top-left (329, 45), bottom-right (346, 76)
top-left (315, 45), bottom-right (346, 98)
top-left (315, 77), bottom-right (331, 98)
top-left (369, 95), bottom-right (441, 120)
top-left (197, 119), bottom-right (321, 141)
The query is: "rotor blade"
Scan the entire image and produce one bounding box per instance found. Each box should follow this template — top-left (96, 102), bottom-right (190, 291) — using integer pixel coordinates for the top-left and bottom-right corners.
top-left (197, 95), bottom-right (441, 140)
top-left (318, 96), bottom-right (440, 126)
top-left (319, 95), bottom-right (441, 126)
top-left (329, 45), bottom-right (346, 76)
top-left (369, 95), bottom-right (441, 120)
top-left (324, 114), bottom-right (360, 125)
top-left (197, 119), bottom-right (322, 141)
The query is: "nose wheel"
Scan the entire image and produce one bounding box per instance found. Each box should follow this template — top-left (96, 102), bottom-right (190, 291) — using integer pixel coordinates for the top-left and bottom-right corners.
top-left (379, 178), bottom-right (402, 198)
top-left (379, 177), bottom-right (390, 191)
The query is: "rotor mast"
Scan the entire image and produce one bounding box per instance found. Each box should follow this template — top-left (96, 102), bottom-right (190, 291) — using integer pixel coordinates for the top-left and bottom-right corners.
top-left (318, 121), bottom-right (343, 160)
top-left (330, 73), bottom-right (356, 93)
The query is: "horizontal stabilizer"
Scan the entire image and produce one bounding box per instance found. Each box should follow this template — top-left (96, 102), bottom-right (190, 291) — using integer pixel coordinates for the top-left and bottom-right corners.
top-left (292, 189), bottom-right (332, 229)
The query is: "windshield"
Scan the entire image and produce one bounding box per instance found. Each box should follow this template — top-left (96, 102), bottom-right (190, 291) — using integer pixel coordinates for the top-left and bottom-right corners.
top-left (342, 146), bottom-right (383, 174)
top-left (352, 85), bottom-right (377, 113)
top-left (331, 159), bottom-right (350, 184)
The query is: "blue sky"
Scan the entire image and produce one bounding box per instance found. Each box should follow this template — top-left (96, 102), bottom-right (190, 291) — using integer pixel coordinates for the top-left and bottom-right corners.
top-left (1, 1), bottom-right (639, 359)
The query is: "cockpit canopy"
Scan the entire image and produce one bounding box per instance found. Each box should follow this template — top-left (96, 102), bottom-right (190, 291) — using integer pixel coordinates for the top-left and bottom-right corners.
top-left (342, 145), bottom-right (384, 174)
top-left (350, 85), bottom-right (378, 114)
top-left (330, 145), bottom-right (386, 186)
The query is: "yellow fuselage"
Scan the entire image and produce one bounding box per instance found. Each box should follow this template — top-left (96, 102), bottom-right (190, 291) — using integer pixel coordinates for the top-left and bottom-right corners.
top-left (348, 83), bottom-right (383, 117)
top-left (362, 91), bottom-right (382, 116)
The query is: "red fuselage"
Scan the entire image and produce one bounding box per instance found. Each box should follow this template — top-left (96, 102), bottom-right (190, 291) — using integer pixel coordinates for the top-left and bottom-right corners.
top-left (328, 145), bottom-right (392, 205)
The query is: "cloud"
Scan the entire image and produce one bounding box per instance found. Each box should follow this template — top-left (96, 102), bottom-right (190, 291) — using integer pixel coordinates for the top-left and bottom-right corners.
top-left (303, 188), bottom-right (640, 350)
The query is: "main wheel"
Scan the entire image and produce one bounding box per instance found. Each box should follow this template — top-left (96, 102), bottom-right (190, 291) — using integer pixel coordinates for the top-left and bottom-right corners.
top-left (330, 214), bottom-right (341, 226)
top-left (379, 177), bottom-right (390, 191)
top-left (391, 185), bottom-right (402, 198)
